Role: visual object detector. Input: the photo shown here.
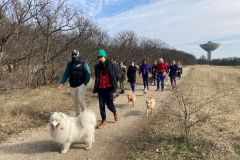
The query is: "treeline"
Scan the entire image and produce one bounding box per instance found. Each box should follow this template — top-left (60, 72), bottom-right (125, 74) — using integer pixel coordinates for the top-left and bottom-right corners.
top-left (0, 0), bottom-right (196, 91)
top-left (197, 57), bottom-right (240, 66)
top-left (211, 57), bottom-right (240, 66)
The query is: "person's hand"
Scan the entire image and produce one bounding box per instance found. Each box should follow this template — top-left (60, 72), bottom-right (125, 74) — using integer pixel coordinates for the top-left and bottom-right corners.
top-left (58, 84), bottom-right (63, 89)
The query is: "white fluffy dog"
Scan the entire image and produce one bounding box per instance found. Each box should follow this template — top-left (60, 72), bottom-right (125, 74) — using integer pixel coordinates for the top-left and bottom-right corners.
top-left (49, 110), bottom-right (97, 153)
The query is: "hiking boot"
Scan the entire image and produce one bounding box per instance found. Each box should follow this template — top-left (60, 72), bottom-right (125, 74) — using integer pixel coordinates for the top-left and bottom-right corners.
top-left (114, 113), bottom-right (118, 122)
top-left (97, 121), bottom-right (107, 129)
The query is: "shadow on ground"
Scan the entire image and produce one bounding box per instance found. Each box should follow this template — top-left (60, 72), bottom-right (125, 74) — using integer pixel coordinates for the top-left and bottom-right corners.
top-left (0, 140), bottom-right (59, 154)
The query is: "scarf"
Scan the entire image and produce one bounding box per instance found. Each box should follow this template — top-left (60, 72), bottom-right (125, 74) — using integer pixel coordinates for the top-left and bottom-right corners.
top-left (99, 60), bottom-right (109, 75)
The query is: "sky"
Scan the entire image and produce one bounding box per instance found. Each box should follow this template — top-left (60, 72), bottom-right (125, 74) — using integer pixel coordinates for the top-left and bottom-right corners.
top-left (67, 0), bottom-right (240, 59)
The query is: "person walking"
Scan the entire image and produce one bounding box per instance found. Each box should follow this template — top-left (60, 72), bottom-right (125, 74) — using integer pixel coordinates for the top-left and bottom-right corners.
top-left (59, 49), bottom-right (91, 116)
top-left (139, 59), bottom-right (152, 94)
top-left (151, 60), bottom-right (157, 86)
top-left (169, 60), bottom-right (178, 89)
top-left (155, 58), bottom-right (168, 91)
top-left (119, 62), bottom-right (127, 94)
top-left (177, 61), bottom-right (183, 79)
top-left (127, 61), bottom-right (138, 92)
top-left (93, 49), bottom-right (120, 129)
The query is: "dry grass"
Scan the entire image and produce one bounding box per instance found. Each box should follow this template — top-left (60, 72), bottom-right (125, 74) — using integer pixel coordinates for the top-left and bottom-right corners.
top-left (128, 65), bottom-right (240, 160)
top-left (0, 80), bottom-right (97, 142)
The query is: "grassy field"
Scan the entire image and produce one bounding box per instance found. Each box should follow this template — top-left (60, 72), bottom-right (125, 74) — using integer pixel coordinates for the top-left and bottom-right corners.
top-left (1, 65), bottom-right (240, 160)
top-left (128, 65), bottom-right (240, 160)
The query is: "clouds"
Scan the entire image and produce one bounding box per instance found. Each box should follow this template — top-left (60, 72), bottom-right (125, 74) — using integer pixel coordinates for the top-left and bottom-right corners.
top-left (96, 0), bottom-right (240, 58)
top-left (99, 0), bottom-right (240, 43)
top-left (67, 0), bottom-right (120, 17)
top-left (67, 0), bottom-right (240, 58)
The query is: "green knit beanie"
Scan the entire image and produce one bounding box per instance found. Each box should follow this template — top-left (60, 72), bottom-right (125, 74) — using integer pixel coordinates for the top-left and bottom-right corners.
top-left (97, 49), bottom-right (107, 58)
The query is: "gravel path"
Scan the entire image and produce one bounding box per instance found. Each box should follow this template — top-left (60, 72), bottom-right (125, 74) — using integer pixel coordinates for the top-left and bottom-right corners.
top-left (0, 68), bottom-right (190, 160)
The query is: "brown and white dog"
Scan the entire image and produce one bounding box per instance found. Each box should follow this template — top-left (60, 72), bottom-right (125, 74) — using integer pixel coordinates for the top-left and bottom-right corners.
top-left (127, 92), bottom-right (137, 107)
top-left (146, 96), bottom-right (156, 116)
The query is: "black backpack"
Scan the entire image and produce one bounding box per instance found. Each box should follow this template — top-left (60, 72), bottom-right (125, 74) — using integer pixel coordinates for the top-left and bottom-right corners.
top-left (68, 60), bottom-right (86, 87)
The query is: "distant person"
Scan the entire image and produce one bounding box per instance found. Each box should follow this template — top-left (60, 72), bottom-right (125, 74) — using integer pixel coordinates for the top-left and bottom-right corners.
top-left (151, 60), bottom-right (157, 85)
top-left (139, 59), bottom-right (152, 94)
top-left (177, 61), bottom-right (183, 79)
top-left (119, 62), bottom-right (127, 94)
top-left (155, 58), bottom-right (168, 91)
top-left (93, 49), bottom-right (119, 129)
top-left (127, 61), bottom-right (138, 92)
top-left (59, 50), bottom-right (91, 116)
top-left (165, 61), bottom-right (170, 68)
top-left (169, 60), bottom-right (178, 89)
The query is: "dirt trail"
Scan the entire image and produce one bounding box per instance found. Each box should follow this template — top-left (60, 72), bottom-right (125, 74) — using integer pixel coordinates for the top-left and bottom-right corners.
top-left (0, 67), bottom-right (191, 160)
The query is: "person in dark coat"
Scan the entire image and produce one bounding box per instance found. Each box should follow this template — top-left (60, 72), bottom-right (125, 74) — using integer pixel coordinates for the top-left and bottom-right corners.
top-left (177, 61), bottom-right (183, 79)
top-left (93, 49), bottom-right (120, 129)
top-left (119, 62), bottom-right (127, 94)
top-left (169, 60), bottom-right (178, 89)
top-left (151, 60), bottom-right (157, 85)
top-left (127, 61), bottom-right (138, 92)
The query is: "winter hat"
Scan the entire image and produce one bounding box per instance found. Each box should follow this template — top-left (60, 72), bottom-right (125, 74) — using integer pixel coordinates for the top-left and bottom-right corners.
top-left (97, 49), bottom-right (107, 58)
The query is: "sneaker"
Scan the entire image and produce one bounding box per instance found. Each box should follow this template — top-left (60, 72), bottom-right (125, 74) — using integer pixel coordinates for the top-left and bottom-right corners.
top-left (143, 89), bottom-right (147, 94)
top-left (114, 113), bottom-right (118, 122)
top-left (97, 121), bottom-right (107, 129)
top-left (156, 89), bottom-right (159, 91)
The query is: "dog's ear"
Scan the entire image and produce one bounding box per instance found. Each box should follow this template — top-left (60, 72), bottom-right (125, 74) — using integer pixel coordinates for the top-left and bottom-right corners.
top-left (59, 112), bottom-right (67, 118)
top-left (59, 112), bottom-right (64, 117)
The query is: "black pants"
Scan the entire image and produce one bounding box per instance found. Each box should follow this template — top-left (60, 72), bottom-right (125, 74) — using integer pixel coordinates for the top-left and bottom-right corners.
top-left (142, 74), bottom-right (149, 89)
top-left (98, 88), bottom-right (116, 121)
top-left (170, 76), bottom-right (176, 87)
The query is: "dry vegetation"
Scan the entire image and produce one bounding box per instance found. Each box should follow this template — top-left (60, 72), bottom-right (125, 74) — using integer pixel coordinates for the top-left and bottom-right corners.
top-left (128, 65), bottom-right (240, 160)
top-left (0, 81), bottom-right (97, 142)
top-left (0, 0), bottom-right (196, 92)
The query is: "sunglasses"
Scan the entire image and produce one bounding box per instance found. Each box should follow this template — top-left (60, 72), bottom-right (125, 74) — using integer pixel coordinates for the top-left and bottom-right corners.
top-left (72, 53), bottom-right (79, 57)
top-left (97, 56), bottom-right (103, 59)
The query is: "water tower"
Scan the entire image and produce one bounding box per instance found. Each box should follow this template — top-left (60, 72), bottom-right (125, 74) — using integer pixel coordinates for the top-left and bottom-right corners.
top-left (200, 41), bottom-right (220, 61)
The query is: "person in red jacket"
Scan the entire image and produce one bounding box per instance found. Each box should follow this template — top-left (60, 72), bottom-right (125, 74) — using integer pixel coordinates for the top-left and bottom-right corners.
top-left (93, 49), bottom-right (120, 129)
top-left (155, 58), bottom-right (168, 91)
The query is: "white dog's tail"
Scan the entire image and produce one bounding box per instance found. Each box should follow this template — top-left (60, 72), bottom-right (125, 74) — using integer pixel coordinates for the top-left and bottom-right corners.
top-left (78, 110), bottom-right (97, 128)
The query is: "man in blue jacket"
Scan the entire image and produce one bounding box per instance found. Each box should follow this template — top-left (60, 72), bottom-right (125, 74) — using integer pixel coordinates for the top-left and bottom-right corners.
top-left (59, 50), bottom-right (91, 116)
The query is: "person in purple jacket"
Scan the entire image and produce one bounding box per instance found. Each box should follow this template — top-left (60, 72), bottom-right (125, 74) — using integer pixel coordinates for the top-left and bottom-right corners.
top-left (139, 58), bottom-right (152, 94)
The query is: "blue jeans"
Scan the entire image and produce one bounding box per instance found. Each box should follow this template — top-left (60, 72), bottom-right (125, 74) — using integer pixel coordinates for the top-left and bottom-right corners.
top-left (142, 74), bottom-right (149, 89)
top-left (156, 75), bottom-right (165, 90)
top-left (130, 82), bottom-right (136, 92)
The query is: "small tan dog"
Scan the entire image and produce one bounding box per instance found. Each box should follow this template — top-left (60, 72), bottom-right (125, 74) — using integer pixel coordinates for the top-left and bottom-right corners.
top-left (146, 96), bottom-right (156, 116)
top-left (127, 92), bottom-right (137, 107)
